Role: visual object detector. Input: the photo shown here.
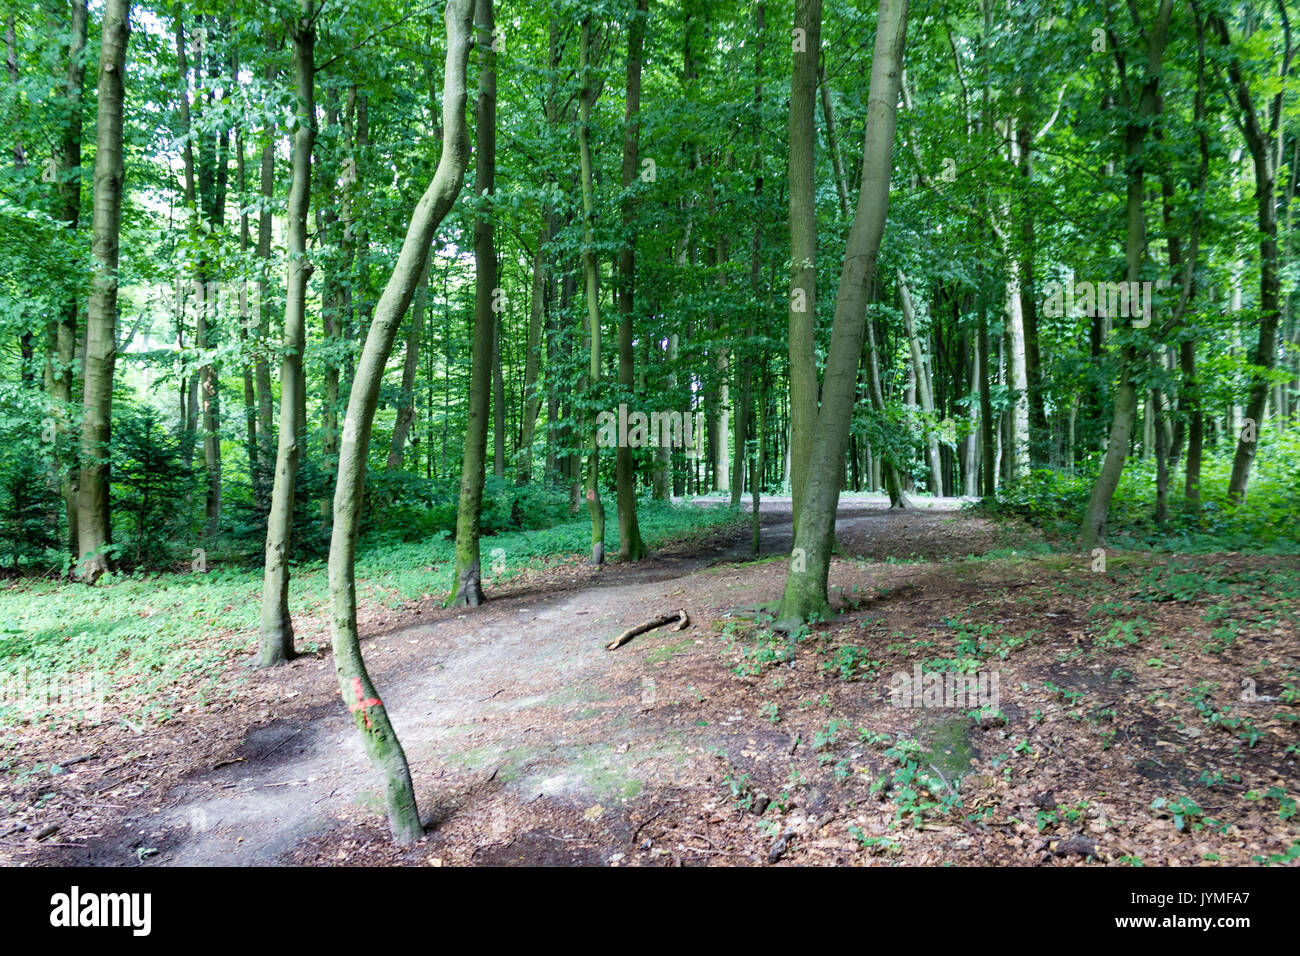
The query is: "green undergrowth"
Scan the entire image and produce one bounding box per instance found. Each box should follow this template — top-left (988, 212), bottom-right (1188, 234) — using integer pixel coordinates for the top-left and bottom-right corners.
top-left (972, 435), bottom-right (1300, 554)
top-left (0, 499), bottom-right (744, 729)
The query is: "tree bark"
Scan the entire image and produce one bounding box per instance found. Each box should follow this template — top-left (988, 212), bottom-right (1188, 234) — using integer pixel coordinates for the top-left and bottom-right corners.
top-left (790, 13), bottom-right (825, 524)
top-left (578, 16), bottom-right (606, 564)
top-left (258, 3), bottom-right (315, 662)
top-left (516, 225), bottom-right (546, 484)
top-left (74, 0), bottom-right (130, 583)
top-left (1078, 0), bottom-right (1172, 549)
top-left (615, 0), bottom-right (649, 560)
top-left (52, 0), bottom-right (88, 557)
top-left (385, 252), bottom-right (430, 471)
top-left (1211, 14), bottom-right (1289, 502)
top-left (898, 270), bottom-right (944, 494)
top-left (492, 301), bottom-right (505, 478)
top-left (447, 0), bottom-right (496, 604)
top-left (777, 0), bottom-right (907, 628)
top-left (327, 0), bottom-right (473, 844)
top-left (253, 45), bottom-right (276, 511)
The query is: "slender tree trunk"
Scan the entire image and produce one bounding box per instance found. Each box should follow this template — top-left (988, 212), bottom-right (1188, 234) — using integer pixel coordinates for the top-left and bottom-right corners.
top-left (258, 5), bottom-right (315, 662)
top-left (447, 0), bottom-right (496, 604)
top-left (53, 0), bottom-right (88, 557)
top-left (578, 16), bottom-right (606, 564)
top-left (253, 46), bottom-right (276, 510)
top-left (1211, 15), bottom-right (1288, 502)
top-left (516, 225), bottom-right (546, 484)
top-left (327, 0), bottom-right (473, 845)
top-left (818, 58), bottom-right (850, 221)
top-left (385, 253), bottom-right (430, 471)
top-left (1016, 115), bottom-right (1047, 465)
top-left (236, 127), bottom-right (258, 495)
top-left (615, 0), bottom-right (649, 560)
top-left (729, 4), bottom-right (764, 512)
top-left (864, 306), bottom-right (907, 507)
top-left (74, 0), bottom-right (130, 583)
top-left (1079, 0), bottom-right (1172, 549)
top-left (789, 2), bottom-right (824, 528)
top-left (777, 0), bottom-right (907, 628)
top-left (1182, 339), bottom-right (1204, 507)
top-left (1004, 266), bottom-right (1029, 480)
top-left (753, 357), bottom-right (768, 554)
top-left (492, 301), bottom-right (506, 478)
top-left (1152, 387), bottom-right (1169, 524)
top-left (898, 270), bottom-right (943, 494)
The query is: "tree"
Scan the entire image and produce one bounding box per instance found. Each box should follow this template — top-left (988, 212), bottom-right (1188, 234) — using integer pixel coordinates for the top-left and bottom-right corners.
top-left (50, 0), bottom-right (88, 558)
top-left (74, 0), bottom-right (130, 583)
top-left (1078, 0), bottom-right (1174, 550)
top-left (258, 0), bottom-right (316, 664)
top-left (777, 0), bottom-right (908, 628)
top-left (447, 0), bottom-right (496, 607)
top-left (326, 0), bottom-right (474, 844)
top-left (787, 0), bottom-right (822, 532)
top-left (615, 0), bottom-right (649, 562)
top-left (577, 14), bottom-right (605, 565)
top-left (1210, 7), bottom-right (1293, 502)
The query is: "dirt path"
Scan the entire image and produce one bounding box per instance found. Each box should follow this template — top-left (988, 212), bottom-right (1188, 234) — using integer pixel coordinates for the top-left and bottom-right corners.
top-left (53, 495), bottom-right (1008, 866)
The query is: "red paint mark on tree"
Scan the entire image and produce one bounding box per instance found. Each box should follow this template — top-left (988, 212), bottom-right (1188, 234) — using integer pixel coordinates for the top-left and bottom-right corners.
top-left (348, 677), bottom-right (382, 729)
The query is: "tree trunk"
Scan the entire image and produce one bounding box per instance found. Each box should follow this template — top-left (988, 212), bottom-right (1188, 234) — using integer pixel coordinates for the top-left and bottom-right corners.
top-left (258, 5), bottom-right (315, 662)
top-left (777, 0), bottom-right (907, 628)
top-left (578, 16), bottom-right (606, 564)
top-left (492, 302), bottom-right (506, 478)
top-left (1182, 340), bottom-right (1203, 507)
top-left (74, 0), bottom-right (130, 583)
top-left (1211, 15), bottom-right (1287, 502)
top-left (787, 0), bottom-right (822, 531)
top-left (516, 225), bottom-right (546, 484)
top-left (447, 0), bottom-right (496, 604)
top-left (236, 127), bottom-right (258, 498)
top-left (1079, 0), bottom-right (1172, 549)
top-left (1016, 114), bottom-right (1046, 466)
top-left (615, 0), bottom-right (649, 561)
top-left (385, 253), bottom-right (430, 471)
top-left (327, 0), bottom-right (473, 844)
top-left (1004, 267), bottom-right (1028, 481)
top-left (253, 46), bottom-right (276, 510)
top-left (1152, 387), bottom-right (1169, 524)
top-left (864, 306), bottom-right (907, 507)
top-left (53, 0), bottom-right (88, 557)
top-left (898, 270), bottom-right (943, 494)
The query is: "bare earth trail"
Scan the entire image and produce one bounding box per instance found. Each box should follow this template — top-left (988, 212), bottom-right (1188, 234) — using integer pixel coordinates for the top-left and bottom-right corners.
top-left (54, 495), bottom-right (1006, 867)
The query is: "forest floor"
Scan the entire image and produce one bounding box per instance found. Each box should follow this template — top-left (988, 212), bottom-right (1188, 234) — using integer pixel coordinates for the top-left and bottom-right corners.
top-left (7, 496), bottom-right (1299, 867)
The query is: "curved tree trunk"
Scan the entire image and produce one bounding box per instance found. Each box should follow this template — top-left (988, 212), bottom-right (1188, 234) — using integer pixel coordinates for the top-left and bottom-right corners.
top-left (328, 0), bottom-right (474, 844)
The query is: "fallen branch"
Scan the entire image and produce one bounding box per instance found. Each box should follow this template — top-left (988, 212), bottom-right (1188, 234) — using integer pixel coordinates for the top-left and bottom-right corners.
top-left (606, 610), bottom-right (689, 650)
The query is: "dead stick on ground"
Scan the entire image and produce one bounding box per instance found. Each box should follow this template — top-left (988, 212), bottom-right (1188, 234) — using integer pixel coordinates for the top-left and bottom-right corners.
top-left (606, 610), bottom-right (689, 650)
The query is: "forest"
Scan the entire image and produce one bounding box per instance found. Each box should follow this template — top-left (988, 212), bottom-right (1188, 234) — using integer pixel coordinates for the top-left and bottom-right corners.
top-left (0, 0), bottom-right (1297, 869)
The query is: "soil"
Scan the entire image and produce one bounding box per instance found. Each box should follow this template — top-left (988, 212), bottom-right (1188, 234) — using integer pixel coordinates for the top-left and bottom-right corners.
top-left (5, 496), bottom-right (1297, 867)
